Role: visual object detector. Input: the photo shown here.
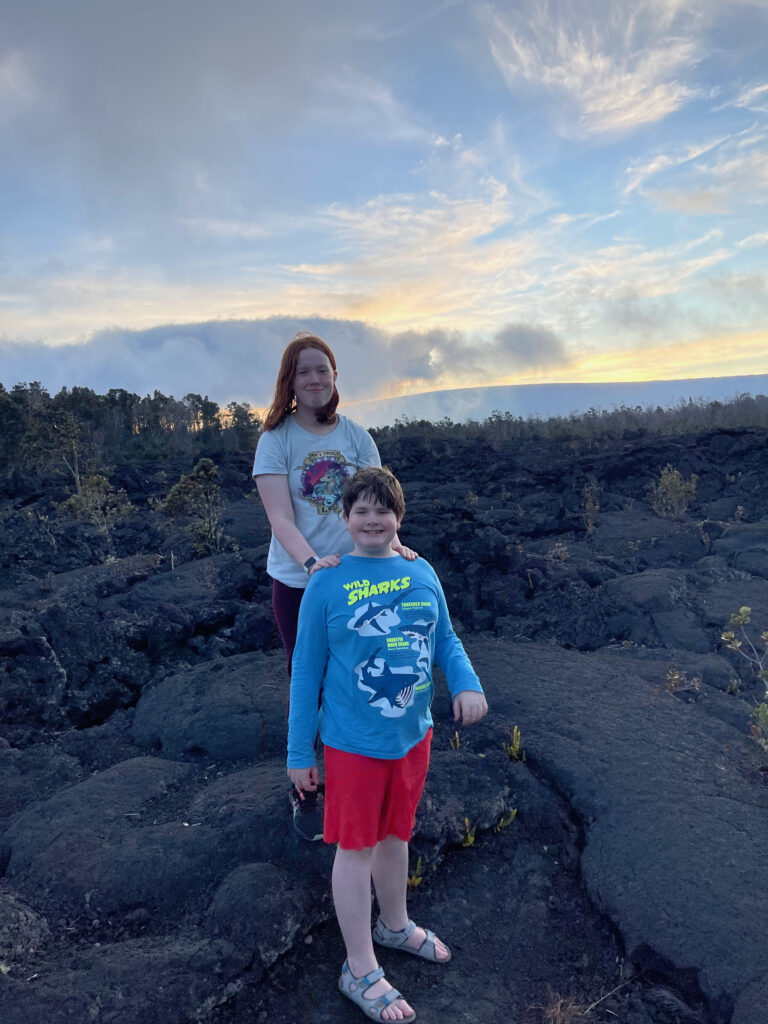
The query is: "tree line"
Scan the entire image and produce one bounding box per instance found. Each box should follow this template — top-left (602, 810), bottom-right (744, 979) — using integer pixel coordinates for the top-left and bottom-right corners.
top-left (371, 392), bottom-right (768, 446)
top-left (0, 382), bottom-right (263, 484)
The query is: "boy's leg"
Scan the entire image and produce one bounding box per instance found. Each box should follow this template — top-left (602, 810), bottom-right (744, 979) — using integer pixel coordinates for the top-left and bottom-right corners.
top-left (332, 845), bottom-right (376, 975)
top-left (370, 834), bottom-right (408, 930)
top-left (371, 836), bottom-right (451, 962)
top-left (332, 844), bottom-right (415, 1022)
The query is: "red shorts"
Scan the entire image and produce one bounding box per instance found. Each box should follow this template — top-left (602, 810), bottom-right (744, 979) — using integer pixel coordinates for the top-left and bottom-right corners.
top-left (323, 730), bottom-right (432, 850)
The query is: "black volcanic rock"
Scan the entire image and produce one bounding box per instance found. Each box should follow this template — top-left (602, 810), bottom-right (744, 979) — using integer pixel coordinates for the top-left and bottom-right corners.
top-left (1, 424), bottom-right (768, 1023)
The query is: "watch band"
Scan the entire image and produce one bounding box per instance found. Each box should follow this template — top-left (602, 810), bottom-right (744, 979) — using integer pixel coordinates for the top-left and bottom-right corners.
top-left (303, 557), bottom-right (318, 574)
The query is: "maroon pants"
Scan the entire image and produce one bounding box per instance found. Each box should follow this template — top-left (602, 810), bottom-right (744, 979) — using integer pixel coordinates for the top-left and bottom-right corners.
top-left (272, 578), bottom-right (305, 677)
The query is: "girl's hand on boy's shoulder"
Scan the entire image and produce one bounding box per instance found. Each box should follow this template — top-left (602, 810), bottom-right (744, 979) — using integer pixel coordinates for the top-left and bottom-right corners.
top-left (392, 542), bottom-right (418, 560)
top-left (452, 690), bottom-right (488, 727)
top-left (288, 765), bottom-right (321, 796)
top-left (307, 553), bottom-right (341, 576)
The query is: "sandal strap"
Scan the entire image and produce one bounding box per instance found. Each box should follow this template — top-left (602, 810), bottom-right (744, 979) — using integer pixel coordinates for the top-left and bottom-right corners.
top-left (342, 961), bottom-right (385, 990)
top-left (375, 916), bottom-right (416, 947)
top-left (417, 927), bottom-right (436, 955)
top-left (372, 987), bottom-right (403, 1009)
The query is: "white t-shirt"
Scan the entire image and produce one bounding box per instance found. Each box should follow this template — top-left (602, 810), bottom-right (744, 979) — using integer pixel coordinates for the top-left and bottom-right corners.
top-left (252, 414), bottom-right (381, 588)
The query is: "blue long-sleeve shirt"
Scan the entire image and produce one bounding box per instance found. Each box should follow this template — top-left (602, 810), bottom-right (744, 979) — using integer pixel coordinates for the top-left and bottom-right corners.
top-left (288, 554), bottom-right (483, 768)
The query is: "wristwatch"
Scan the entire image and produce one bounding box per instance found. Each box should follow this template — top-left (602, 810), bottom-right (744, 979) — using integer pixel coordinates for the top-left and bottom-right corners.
top-left (303, 557), bottom-right (318, 574)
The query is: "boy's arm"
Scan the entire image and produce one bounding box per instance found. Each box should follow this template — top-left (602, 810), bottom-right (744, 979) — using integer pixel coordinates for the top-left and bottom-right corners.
top-left (430, 567), bottom-right (488, 724)
top-left (287, 580), bottom-right (329, 772)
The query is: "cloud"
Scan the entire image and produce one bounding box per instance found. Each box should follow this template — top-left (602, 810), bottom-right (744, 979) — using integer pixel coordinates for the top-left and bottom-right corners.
top-left (493, 323), bottom-right (566, 368)
top-left (315, 70), bottom-right (428, 142)
top-left (0, 0), bottom-right (435, 234)
top-left (0, 315), bottom-right (570, 406)
top-left (642, 141), bottom-right (768, 213)
top-left (622, 122), bottom-right (768, 215)
top-left (731, 81), bottom-right (768, 112)
top-left (485, 0), bottom-right (703, 135)
top-left (737, 231), bottom-right (768, 248)
top-left (623, 135), bottom-right (731, 195)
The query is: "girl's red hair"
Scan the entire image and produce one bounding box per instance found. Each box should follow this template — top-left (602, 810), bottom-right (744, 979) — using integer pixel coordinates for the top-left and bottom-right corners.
top-left (263, 334), bottom-right (340, 431)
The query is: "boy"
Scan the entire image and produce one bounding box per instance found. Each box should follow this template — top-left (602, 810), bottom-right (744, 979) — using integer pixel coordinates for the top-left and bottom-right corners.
top-left (288, 467), bottom-right (488, 1021)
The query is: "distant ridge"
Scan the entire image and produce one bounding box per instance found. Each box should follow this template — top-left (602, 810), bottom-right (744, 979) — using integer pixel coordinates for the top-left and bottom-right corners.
top-left (343, 374), bottom-right (768, 429)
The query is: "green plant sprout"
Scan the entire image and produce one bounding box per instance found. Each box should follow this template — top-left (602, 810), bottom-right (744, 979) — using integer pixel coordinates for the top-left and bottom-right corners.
top-left (494, 808), bottom-right (518, 832)
top-left (407, 856), bottom-right (423, 889)
top-left (460, 817), bottom-right (476, 848)
top-left (449, 730), bottom-right (461, 750)
top-left (503, 725), bottom-right (526, 761)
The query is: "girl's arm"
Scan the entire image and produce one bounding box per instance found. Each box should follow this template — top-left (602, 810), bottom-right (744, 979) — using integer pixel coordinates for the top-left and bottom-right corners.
top-left (256, 474), bottom-right (340, 571)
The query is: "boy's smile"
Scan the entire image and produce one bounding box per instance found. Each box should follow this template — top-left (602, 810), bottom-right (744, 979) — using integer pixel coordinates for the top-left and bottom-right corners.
top-left (344, 493), bottom-right (402, 558)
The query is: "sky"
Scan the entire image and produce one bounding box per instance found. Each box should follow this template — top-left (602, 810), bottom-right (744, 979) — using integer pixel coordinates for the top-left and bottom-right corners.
top-left (1, 0), bottom-right (767, 414)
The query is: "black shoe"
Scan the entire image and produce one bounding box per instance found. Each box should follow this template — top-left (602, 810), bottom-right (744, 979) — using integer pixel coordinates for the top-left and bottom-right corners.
top-left (288, 784), bottom-right (325, 842)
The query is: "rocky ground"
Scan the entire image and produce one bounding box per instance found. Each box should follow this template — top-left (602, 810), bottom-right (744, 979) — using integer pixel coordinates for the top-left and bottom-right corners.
top-left (1, 424), bottom-right (767, 1024)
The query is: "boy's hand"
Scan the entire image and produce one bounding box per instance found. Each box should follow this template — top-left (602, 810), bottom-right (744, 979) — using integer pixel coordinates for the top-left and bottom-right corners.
top-left (288, 765), bottom-right (321, 797)
top-left (392, 541), bottom-right (418, 561)
top-left (453, 690), bottom-right (488, 727)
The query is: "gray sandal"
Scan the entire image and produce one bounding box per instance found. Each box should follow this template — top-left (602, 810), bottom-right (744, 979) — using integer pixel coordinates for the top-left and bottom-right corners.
top-left (339, 960), bottom-right (416, 1021)
top-left (373, 917), bottom-right (452, 963)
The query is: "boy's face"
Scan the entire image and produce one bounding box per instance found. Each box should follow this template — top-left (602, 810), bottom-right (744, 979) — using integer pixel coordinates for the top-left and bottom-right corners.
top-left (344, 491), bottom-right (402, 558)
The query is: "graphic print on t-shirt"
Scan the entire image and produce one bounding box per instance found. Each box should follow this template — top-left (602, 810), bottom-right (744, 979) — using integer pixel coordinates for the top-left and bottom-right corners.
top-left (343, 577), bottom-right (436, 719)
top-left (348, 595), bottom-right (402, 636)
top-left (295, 450), bottom-right (354, 516)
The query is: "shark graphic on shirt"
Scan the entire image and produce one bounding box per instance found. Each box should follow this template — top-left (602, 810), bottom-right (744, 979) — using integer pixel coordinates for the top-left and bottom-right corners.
top-left (400, 620), bottom-right (435, 670)
top-left (348, 597), bottom-right (402, 637)
top-left (357, 651), bottom-right (422, 714)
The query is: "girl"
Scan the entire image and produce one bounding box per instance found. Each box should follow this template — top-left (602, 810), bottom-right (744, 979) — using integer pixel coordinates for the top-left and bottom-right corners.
top-left (253, 333), bottom-right (417, 838)
top-left (252, 332), bottom-right (416, 672)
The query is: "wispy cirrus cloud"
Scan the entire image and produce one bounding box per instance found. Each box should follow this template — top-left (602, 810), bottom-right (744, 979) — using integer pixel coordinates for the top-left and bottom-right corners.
top-left (641, 136), bottom-right (768, 213)
top-left (623, 135), bottom-right (731, 195)
top-left (485, 0), bottom-right (703, 136)
top-left (312, 69), bottom-right (429, 142)
top-left (737, 231), bottom-right (768, 248)
top-left (723, 81), bottom-right (768, 113)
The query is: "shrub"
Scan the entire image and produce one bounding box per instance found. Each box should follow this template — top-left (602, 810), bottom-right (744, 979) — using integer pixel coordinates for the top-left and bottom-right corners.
top-left (646, 464), bottom-right (697, 519)
top-left (751, 704), bottom-right (768, 753)
top-left (722, 607), bottom-right (768, 755)
top-left (58, 473), bottom-right (135, 554)
top-left (581, 482), bottom-right (600, 534)
top-left (159, 458), bottom-right (226, 556)
top-left (721, 607), bottom-right (768, 687)
top-left (664, 667), bottom-right (701, 696)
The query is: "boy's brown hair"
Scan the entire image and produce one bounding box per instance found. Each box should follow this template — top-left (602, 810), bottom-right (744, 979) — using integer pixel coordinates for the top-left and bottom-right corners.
top-left (343, 467), bottom-right (406, 519)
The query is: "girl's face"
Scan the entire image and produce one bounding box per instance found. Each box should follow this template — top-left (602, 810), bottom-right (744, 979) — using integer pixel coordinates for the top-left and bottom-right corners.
top-left (292, 347), bottom-right (337, 412)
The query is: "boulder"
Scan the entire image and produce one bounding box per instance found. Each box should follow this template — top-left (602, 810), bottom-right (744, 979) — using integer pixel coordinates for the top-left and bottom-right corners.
top-left (132, 651), bottom-right (286, 761)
